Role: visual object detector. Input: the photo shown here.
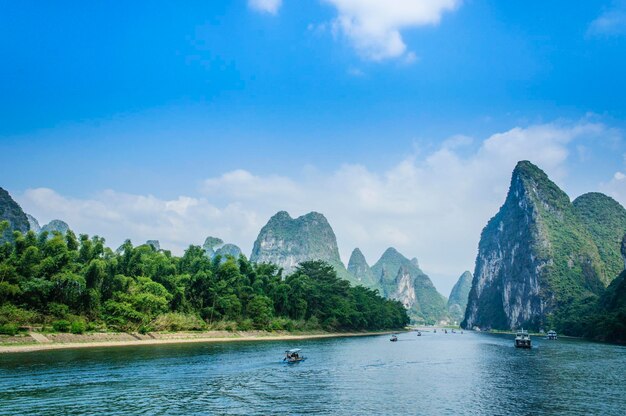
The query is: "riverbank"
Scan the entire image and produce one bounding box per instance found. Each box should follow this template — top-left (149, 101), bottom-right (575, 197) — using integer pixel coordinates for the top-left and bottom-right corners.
top-left (0, 329), bottom-right (401, 354)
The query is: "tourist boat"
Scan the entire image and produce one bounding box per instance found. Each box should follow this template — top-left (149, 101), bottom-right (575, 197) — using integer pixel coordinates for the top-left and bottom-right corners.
top-left (390, 335), bottom-right (398, 342)
top-left (546, 330), bottom-right (558, 340)
top-left (283, 348), bottom-right (306, 363)
top-left (514, 329), bottom-right (532, 348)
top-left (417, 331), bottom-right (422, 337)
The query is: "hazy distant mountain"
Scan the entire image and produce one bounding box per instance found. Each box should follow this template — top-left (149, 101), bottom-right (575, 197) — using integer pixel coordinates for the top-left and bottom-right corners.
top-left (463, 161), bottom-right (624, 331)
top-left (202, 236), bottom-right (242, 262)
top-left (146, 240), bottom-right (161, 251)
top-left (203, 236), bottom-right (224, 257)
top-left (215, 243), bottom-right (242, 259)
top-left (0, 187), bottom-right (30, 243)
top-left (347, 248), bottom-right (377, 288)
top-left (41, 219), bottom-right (70, 236)
top-left (370, 247), bottom-right (448, 324)
top-left (250, 211), bottom-right (352, 282)
top-left (447, 271), bottom-right (472, 324)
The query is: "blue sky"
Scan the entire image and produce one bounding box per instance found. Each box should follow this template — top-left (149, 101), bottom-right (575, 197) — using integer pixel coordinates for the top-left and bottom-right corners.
top-left (2, 0), bottom-right (626, 294)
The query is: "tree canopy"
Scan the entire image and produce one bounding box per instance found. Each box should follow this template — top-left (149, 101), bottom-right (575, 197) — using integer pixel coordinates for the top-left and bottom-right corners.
top-left (0, 223), bottom-right (408, 334)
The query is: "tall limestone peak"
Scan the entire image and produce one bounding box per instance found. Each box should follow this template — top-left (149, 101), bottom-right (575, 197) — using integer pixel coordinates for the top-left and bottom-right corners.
top-left (371, 247), bottom-right (447, 324)
top-left (203, 236), bottom-right (224, 257)
top-left (447, 271), bottom-right (473, 324)
top-left (463, 160), bottom-right (606, 331)
top-left (510, 160), bottom-right (571, 213)
top-left (347, 248), bottom-right (377, 288)
top-left (41, 220), bottom-right (70, 236)
top-left (250, 211), bottom-right (352, 281)
top-left (0, 187), bottom-right (30, 243)
top-left (572, 192), bottom-right (626, 282)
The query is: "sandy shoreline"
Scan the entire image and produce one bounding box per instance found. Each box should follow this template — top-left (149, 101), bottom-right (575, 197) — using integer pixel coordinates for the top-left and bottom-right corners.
top-left (0, 330), bottom-right (399, 354)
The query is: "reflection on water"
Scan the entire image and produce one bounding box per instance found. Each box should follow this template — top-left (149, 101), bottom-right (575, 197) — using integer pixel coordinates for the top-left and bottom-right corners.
top-left (1, 332), bottom-right (625, 415)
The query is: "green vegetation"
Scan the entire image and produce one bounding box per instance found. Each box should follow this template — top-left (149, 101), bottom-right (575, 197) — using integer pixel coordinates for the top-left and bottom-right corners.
top-left (572, 193), bottom-right (626, 284)
top-left (0, 224), bottom-right (408, 333)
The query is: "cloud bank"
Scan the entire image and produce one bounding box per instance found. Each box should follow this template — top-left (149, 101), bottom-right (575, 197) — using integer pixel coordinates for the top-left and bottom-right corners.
top-left (323, 0), bottom-right (460, 60)
top-left (17, 120), bottom-right (621, 295)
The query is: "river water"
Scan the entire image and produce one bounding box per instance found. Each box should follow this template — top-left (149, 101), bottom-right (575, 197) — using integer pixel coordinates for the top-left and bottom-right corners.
top-left (1, 331), bottom-right (625, 415)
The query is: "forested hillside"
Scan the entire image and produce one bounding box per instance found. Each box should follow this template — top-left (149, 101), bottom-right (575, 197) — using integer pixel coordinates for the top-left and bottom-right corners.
top-left (0, 222), bottom-right (408, 335)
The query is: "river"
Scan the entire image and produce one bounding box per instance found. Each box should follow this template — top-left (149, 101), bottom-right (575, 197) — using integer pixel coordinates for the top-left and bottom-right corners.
top-left (1, 331), bottom-right (624, 415)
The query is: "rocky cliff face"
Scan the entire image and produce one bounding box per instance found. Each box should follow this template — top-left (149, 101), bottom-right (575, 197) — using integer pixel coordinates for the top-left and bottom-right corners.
top-left (26, 214), bottom-right (41, 234)
top-left (0, 187), bottom-right (30, 243)
top-left (463, 161), bottom-right (609, 331)
top-left (370, 247), bottom-right (448, 324)
top-left (447, 271), bottom-right (472, 323)
top-left (347, 248), bottom-right (377, 288)
top-left (250, 211), bottom-right (352, 281)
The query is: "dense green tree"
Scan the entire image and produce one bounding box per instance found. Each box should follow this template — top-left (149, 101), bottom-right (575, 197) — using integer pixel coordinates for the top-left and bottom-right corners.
top-left (0, 229), bottom-right (409, 332)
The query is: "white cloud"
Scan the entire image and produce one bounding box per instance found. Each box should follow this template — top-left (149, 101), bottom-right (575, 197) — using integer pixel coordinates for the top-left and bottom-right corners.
top-left (17, 189), bottom-right (263, 256)
top-left (323, 0), bottom-right (460, 60)
top-left (16, 120), bottom-right (620, 296)
top-left (248, 0), bottom-right (283, 15)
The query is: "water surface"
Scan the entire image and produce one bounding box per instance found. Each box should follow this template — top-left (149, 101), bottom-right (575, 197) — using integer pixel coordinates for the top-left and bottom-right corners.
top-left (1, 332), bottom-right (624, 415)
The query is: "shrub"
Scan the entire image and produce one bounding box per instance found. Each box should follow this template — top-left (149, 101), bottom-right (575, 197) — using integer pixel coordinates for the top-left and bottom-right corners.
top-left (48, 303), bottom-right (70, 318)
top-left (0, 323), bottom-right (19, 336)
top-left (151, 313), bottom-right (206, 332)
top-left (0, 304), bottom-right (38, 325)
top-left (138, 325), bottom-right (154, 334)
top-left (237, 319), bottom-right (253, 331)
top-left (52, 320), bottom-right (71, 332)
top-left (70, 321), bottom-right (86, 334)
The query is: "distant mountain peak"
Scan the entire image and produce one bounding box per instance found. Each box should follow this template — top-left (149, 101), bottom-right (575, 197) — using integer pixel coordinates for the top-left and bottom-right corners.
top-left (250, 210), bottom-right (351, 281)
top-left (41, 220), bottom-right (70, 236)
top-left (448, 271), bottom-right (473, 324)
top-left (371, 247), bottom-right (447, 324)
top-left (347, 248), bottom-right (377, 288)
top-left (380, 247), bottom-right (404, 261)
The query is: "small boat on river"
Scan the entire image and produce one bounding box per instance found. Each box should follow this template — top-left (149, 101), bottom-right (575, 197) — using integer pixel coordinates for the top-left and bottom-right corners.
top-left (417, 331), bottom-right (422, 337)
top-left (390, 335), bottom-right (398, 342)
top-left (546, 330), bottom-right (557, 340)
top-left (514, 329), bottom-right (532, 348)
top-left (283, 348), bottom-right (306, 363)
